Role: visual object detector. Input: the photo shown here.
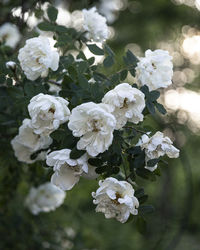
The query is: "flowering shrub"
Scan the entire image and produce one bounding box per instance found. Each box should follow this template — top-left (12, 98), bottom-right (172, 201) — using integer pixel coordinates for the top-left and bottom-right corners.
top-left (0, 3), bottom-right (180, 232)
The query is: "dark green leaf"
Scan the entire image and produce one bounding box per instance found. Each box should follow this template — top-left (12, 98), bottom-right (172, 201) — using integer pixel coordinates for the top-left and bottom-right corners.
top-left (155, 102), bottom-right (167, 115)
top-left (103, 55), bottom-right (114, 68)
top-left (87, 44), bottom-right (104, 55)
top-left (104, 44), bottom-right (114, 56)
top-left (88, 158), bottom-right (102, 166)
top-left (146, 101), bottom-right (155, 115)
top-left (38, 22), bottom-right (55, 31)
top-left (70, 147), bottom-right (85, 159)
top-left (47, 5), bottom-right (58, 22)
top-left (129, 68), bottom-right (136, 77)
top-left (138, 194), bottom-right (148, 204)
top-left (139, 205), bottom-right (155, 214)
top-left (136, 168), bottom-right (156, 181)
top-left (135, 188), bottom-right (145, 198)
top-left (88, 57), bottom-right (95, 65)
top-left (140, 85), bottom-right (149, 95)
top-left (126, 50), bottom-right (138, 64)
top-left (147, 158), bottom-right (159, 167)
top-left (55, 25), bottom-right (69, 33)
top-left (95, 165), bottom-right (108, 174)
top-left (120, 70), bottom-right (128, 81)
top-left (112, 167), bottom-right (120, 174)
top-left (78, 74), bottom-right (88, 89)
top-left (149, 90), bottom-right (160, 101)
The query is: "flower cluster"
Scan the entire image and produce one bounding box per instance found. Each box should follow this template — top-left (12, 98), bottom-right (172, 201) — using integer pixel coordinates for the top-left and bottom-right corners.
top-left (8, 5), bottom-right (180, 224)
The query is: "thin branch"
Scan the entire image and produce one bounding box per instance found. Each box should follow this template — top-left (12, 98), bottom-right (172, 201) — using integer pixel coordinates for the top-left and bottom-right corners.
top-left (48, 80), bottom-right (61, 86)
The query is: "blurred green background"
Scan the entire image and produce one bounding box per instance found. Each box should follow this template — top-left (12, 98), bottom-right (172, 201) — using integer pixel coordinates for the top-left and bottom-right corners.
top-left (1, 0), bottom-right (200, 249)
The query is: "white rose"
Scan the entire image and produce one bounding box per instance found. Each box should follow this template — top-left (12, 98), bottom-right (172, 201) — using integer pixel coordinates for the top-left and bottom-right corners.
top-left (82, 7), bottom-right (108, 42)
top-left (28, 93), bottom-right (70, 135)
top-left (25, 182), bottom-right (66, 215)
top-left (11, 119), bottom-right (52, 164)
top-left (18, 36), bottom-right (59, 81)
top-left (92, 177), bottom-right (139, 223)
top-left (68, 102), bottom-right (116, 157)
top-left (46, 149), bottom-right (88, 191)
top-left (0, 23), bottom-right (21, 48)
top-left (137, 132), bottom-right (180, 171)
top-left (102, 83), bottom-right (145, 129)
top-left (136, 49), bottom-right (173, 91)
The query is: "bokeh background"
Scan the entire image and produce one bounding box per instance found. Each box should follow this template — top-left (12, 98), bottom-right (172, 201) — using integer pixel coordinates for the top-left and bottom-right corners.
top-left (0, 0), bottom-right (200, 249)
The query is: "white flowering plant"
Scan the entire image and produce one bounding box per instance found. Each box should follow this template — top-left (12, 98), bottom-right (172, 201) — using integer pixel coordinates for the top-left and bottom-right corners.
top-left (0, 3), bottom-right (180, 234)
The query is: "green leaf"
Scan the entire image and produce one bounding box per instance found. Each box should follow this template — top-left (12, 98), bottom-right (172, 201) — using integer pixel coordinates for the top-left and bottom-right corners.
top-left (126, 50), bottom-right (138, 64)
top-left (77, 61), bottom-right (88, 74)
top-left (149, 90), bottom-right (160, 101)
top-left (88, 57), bottom-right (95, 65)
top-left (120, 70), bottom-right (128, 81)
top-left (112, 167), bottom-right (120, 174)
top-left (103, 55), bottom-right (114, 68)
top-left (104, 44), bottom-right (114, 56)
top-left (136, 168), bottom-right (156, 181)
top-left (68, 66), bottom-right (77, 81)
top-left (47, 5), bottom-right (58, 22)
top-left (139, 205), bottom-right (155, 214)
top-left (123, 50), bottom-right (138, 66)
top-left (38, 22), bottom-right (55, 31)
top-left (95, 165), bottom-right (108, 174)
top-left (136, 216), bottom-right (147, 234)
top-left (88, 158), bottom-right (102, 166)
top-left (138, 194), bottom-right (148, 204)
top-left (147, 158), bottom-right (159, 167)
top-left (135, 188), bottom-right (145, 198)
top-left (55, 25), bottom-right (69, 33)
top-left (140, 85), bottom-right (150, 95)
top-left (87, 44), bottom-right (104, 55)
top-left (70, 147), bottom-right (85, 159)
top-left (146, 101), bottom-right (155, 115)
top-left (78, 74), bottom-right (88, 89)
top-left (155, 102), bottom-right (167, 115)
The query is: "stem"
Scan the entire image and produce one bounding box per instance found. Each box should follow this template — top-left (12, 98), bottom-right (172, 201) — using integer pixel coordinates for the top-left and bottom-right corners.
top-left (124, 126), bottom-right (147, 134)
top-left (48, 80), bottom-right (61, 86)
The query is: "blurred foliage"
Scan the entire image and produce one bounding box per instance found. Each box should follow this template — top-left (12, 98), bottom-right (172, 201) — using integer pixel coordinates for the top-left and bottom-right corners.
top-left (0, 0), bottom-right (200, 250)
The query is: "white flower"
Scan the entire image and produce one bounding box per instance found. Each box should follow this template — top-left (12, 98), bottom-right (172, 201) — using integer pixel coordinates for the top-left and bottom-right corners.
top-left (6, 61), bottom-right (16, 70)
top-left (68, 102), bottom-right (116, 157)
top-left (102, 83), bottom-right (145, 129)
top-left (25, 182), bottom-right (66, 215)
top-left (137, 131), bottom-right (180, 171)
top-left (0, 23), bottom-right (21, 48)
top-left (92, 177), bottom-right (139, 223)
top-left (46, 149), bottom-right (88, 191)
top-left (136, 49), bottom-right (173, 91)
top-left (28, 93), bottom-right (70, 135)
top-left (11, 119), bottom-right (52, 164)
top-left (18, 36), bottom-right (59, 81)
top-left (82, 7), bottom-right (108, 42)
